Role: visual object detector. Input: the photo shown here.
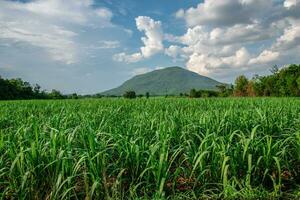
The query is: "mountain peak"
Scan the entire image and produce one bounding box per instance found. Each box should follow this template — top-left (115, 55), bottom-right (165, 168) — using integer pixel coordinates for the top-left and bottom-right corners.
top-left (102, 66), bottom-right (225, 96)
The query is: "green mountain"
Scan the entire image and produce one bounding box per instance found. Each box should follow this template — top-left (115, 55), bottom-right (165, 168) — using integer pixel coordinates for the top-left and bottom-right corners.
top-left (101, 66), bottom-right (226, 96)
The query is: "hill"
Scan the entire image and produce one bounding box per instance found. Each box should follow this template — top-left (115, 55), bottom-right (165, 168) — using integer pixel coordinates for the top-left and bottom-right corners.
top-left (101, 66), bottom-right (226, 96)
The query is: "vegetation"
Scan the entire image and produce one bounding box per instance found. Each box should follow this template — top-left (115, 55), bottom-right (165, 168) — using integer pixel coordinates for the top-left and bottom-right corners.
top-left (233, 75), bottom-right (249, 97)
top-left (189, 89), bottom-right (219, 98)
top-left (234, 64), bottom-right (300, 97)
top-left (0, 76), bottom-right (69, 100)
top-left (0, 98), bottom-right (299, 199)
top-left (0, 77), bottom-right (46, 100)
top-left (188, 64), bottom-right (300, 98)
top-left (123, 91), bottom-right (136, 99)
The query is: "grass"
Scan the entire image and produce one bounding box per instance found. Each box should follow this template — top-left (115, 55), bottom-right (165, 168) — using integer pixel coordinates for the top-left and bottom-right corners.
top-left (0, 98), bottom-right (299, 199)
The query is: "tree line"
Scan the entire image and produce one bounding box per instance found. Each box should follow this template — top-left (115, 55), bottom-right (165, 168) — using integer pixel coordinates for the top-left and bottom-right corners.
top-left (0, 64), bottom-right (299, 100)
top-left (188, 64), bottom-right (300, 98)
top-left (232, 64), bottom-right (300, 97)
top-left (0, 77), bottom-right (77, 100)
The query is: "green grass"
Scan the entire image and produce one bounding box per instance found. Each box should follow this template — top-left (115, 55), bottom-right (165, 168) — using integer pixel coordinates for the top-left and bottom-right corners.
top-left (0, 98), bottom-right (300, 199)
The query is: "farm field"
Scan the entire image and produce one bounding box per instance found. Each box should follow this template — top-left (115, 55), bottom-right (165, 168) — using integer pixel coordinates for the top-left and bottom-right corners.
top-left (0, 98), bottom-right (300, 199)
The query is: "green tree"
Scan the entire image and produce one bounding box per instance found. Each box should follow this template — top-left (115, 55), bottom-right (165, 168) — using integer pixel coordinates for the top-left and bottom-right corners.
top-left (251, 64), bottom-right (300, 97)
top-left (234, 75), bottom-right (249, 96)
top-left (145, 92), bottom-right (150, 99)
top-left (270, 65), bottom-right (279, 74)
top-left (297, 76), bottom-right (300, 90)
top-left (49, 89), bottom-right (64, 99)
top-left (72, 93), bottom-right (78, 99)
top-left (190, 89), bottom-right (198, 98)
top-left (216, 84), bottom-right (233, 97)
top-left (123, 91), bottom-right (136, 99)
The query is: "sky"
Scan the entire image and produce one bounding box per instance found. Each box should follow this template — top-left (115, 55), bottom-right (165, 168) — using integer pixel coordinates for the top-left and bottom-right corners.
top-left (0, 0), bottom-right (300, 94)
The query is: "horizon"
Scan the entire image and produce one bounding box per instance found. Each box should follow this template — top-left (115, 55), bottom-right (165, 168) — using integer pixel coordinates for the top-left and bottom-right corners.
top-left (1, 0), bottom-right (300, 94)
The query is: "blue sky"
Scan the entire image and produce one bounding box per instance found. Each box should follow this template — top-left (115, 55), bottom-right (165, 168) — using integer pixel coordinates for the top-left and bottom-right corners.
top-left (0, 0), bottom-right (300, 94)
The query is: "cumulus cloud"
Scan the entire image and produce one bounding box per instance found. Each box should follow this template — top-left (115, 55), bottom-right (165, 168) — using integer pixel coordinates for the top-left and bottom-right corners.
top-left (136, 16), bottom-right (164, 58)
top-left (113, 16), bottom-right (163, 63)
top-left (176, 0), bottom-right (272, 28)
top-left (186, 53), bottom-right (221, 76)
top-left (163, 0), bottom-right (300, 77)
top-left (209, 24), bottom-right (277, 45)
top-left (273, 20), bottom-right (300, 51)
top-left (186, 48), bottom-right (251, 76)
top-left (284, 0), bottom-right (298, 8)
top-left (0, 0), bottom-right (114, 64)
top-left (247, 19), bottom-right (300, 65)
top-left (165, 45), bottom-right (187, 60)
top-left (249, 50), bottom-right (280, 65)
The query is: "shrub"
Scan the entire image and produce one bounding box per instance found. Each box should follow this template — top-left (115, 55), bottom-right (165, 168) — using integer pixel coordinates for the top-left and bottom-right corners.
top-left (123, 91), bottom-right (136, 99)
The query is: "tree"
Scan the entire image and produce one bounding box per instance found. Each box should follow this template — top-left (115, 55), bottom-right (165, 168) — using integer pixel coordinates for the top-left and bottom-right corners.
top-left (33, 84), bottom-right (41, 94)
top-left (123, 91), bottom-right (136, 99)
top-left (71, 93), bottom-right (78, 99)
top-left (189, 89), bottom-right (219, 98)
top-left (249, 64), bottom-right (300, 97)
top-left (234, 75), bottom-right (249, 96)
top-left (146, 92), bottom-right (150, 99)
top-left (49, 89), bottom-right (64, 99)
top-left (270, 65), bottom-right (279, 74)
top-left (216, 84), bottom-right (233, 97)
top-left (190, 89), bottom-right (198, 98)
top-left (216, 85), bottom-right (226, 93)
top-left (297, 76), bottom-right (300, 90)
top-left (246, 81), bottom-right (256, 97)
top-left (95, 93), bottom-right (104, 98)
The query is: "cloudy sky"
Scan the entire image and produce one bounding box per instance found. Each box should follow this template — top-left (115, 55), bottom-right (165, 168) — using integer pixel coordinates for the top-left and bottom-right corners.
top-left (0, 0), bottom-right (300, 94)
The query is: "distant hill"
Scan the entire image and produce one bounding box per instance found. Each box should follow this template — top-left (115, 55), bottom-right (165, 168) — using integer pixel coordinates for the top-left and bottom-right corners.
top-left (101, 66), bottom-right (226, 96)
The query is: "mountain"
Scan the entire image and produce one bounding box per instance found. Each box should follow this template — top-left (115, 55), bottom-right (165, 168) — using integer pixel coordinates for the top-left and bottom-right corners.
top-left (101, 66), bottom-right (226, 96)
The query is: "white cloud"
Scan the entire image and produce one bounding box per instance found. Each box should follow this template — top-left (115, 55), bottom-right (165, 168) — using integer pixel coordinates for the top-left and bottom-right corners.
top-left (284, 0), bottom-right (298, 9)
top-left (136, 16), bottom-right (164, 58)
top-left (223, 47), bottom-right (251, 67)
top-left (249, 50), bottom-right (280, 65)
top-left (165, 45), bottom-right (185, 59)
top-left (180, 26), bottom-right (209, 46)
top-left (96, 41), bottom-right (120, 49)
top-left (175, 9), bottom-right (185, 18)
top-left (0, 0), bottom-right (114, 64)
top-left (186, 53), bottom-right (221, 76)
top-left (209, 23), bottom-right (277, 45)
top-left (113, 52), bottom-right (143, 63)
top-left (273, 20), bottom-right (300, 51)
top-left (164, 0), bottom-right (300, 77)
top-left (248, 19), bottom-right (300, 65)
top-left (177, 0), bottom-right (272, 28)
top-left (113, 16), bottom-right (163, 63)
top-left (9, 0), bottom-right (113, 26)
top-left (0, 21), bottom-right (77, 64)
top-left (186, 47), bottom-right (251, 76)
